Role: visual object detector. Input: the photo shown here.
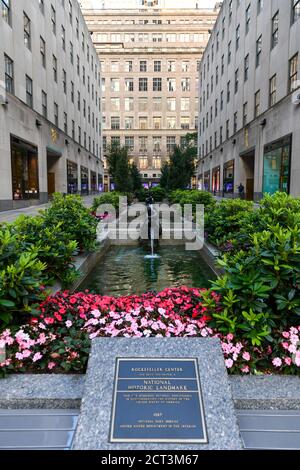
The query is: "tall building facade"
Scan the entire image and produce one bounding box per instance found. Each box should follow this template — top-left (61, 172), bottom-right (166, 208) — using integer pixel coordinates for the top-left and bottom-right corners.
top-left (81, 0), bottom-right (219, 189)
top-left (197, 0), bottom-right (300, 200)
top-left (0, 0), bottom-right (103, 211)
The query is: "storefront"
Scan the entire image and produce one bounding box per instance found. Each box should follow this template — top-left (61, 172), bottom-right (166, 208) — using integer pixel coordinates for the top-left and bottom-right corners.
top-left (11, 136), bottom-right (39, 200)
top-left (212, 166), bottom-right (221, 194)
top-left (263, 135), bottom-right (291, 195)
top-left (198, 174), bottom-right (203, 190)
top-left (204, 170), bottom-right (210, 191)
top-left (98, 173), bottom-right (103, 192)
top-left (91, 171), bottom-right (97, 193)
top-left (67, 160), bottom-right (78, 194)
top-left (81, 166), bottom-right (89, 194)
top-left (223, 160), bottom-right (235, 194)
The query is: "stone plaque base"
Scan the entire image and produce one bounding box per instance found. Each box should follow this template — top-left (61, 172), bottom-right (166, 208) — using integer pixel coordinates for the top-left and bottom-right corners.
top-left (73, 338), bottom-right (242, 450)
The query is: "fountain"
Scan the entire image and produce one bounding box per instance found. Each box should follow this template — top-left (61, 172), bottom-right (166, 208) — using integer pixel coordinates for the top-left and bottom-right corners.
top-left (144, 199), bottom-right (160, 259)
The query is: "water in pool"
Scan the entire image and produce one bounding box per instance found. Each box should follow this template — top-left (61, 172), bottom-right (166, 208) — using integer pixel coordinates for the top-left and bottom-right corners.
top-left (79, 246), bottom-right (214, 296)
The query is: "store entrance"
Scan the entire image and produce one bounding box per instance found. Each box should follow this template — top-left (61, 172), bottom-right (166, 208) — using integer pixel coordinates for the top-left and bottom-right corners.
top-left (240, 150), bottom-right (255, 200)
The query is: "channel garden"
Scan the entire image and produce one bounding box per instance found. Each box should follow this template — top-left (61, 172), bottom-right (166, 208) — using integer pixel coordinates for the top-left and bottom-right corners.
top-left (0, 139), bottom-right (299, 377)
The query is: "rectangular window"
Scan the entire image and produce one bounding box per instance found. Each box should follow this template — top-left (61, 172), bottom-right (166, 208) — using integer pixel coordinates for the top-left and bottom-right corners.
top-left (2, 0), bottom-right (11, 25)
top-left (125, 117), bottom-right (134, 129)
top-left (182, 61), bottom-right (190, 72)
top-left (153, 97), bottom-right (162, 111)
top-left (42, 90), bottom-right (47, 118)
top-left (168, 60), bottom-right (176, 72)
top-left (54, 102), bottom-right (58, 127)
top-left (64, 112), bottom-right (68, 134)
top-left (263, 135), bottom-right (291, 194)
top-left (140, 61), bottom-right (147, 72)
top-left (40, 37), bottom-right (46, 68)
top-left (227, 81), bottom-right (231, 102)
top-left (181, 78), bottom-right (190, 92)
top-left (289, 53), bottom-right (298, 92)
top-left (138, 98), bottom-right (148, 112)
top-left (243, 102), bottom-right (248, 126)
top-left (139, 78), bottom-right (148, 91)
top-left (222, 17), bottom-right (225, 39)
top-left (51, 5), bottom-right (56, 34)
top-left (246, 4), bottom-right (250, 34)
top-left (221, 55), bottom-right (224, 75)
top-left (181, 117), bottom-right (189, 130)
top-left (167, 117), bottom-right (176, 129)
top-left (153, 117), bottom-right (162, 129)
top-left (292, 0), bottom-right (300, 24)
top-left (111, 117), bottom-right (120, 130)
top-left (167, 136), bottom-right (176, 155)
top-left (153, 78), bottom-right (162, 92)
top-left (256, 35), bottom-right (262, 67)
top-left (111, 61), bottom-right (119, 72)
top-left (269, 74), bottom-right (277, 106)
top-left (4, 54), bottom-right (14, 94)
top-left (181, 98), bottom-right (190, 111)
top-left (125, 136), bottom-right (134, 152)
top-left (257, 0), bottom-right (263, 14)
top-left (70, 41), bottom-right (74, 64)
top-left (254, 90), bottom-right (260, 117)
top-left (125, 61), bottom-right (133, 72)
top-left (24, 12), bottom-right (31, 50)
top-left (235, 69), bottom-right (239, 93)
top-left (236, 24), bottom-right (240, 50)
top-left (167, 78), bottom-right (176, 92)
top-left (26, 75), bottom-right (33, 107)
top-left (271, 11), bottom-right (279, 49)
top-left (125, 78), bottom-right (134, 92)
top-left (228, 41), bottom-right (231, 64)
top-left (69, 0), bottom-right (72, 23)
top-left (139, 136), bottom-right (148, 153)
top-left (125, 97), bottom-right (134, 112)
top-left (111, 98), bottom-right (120, 112)
top-left (244, 54), bottom-right (249, 81)
top-left (226, 119), bottom-right (230, 139)
top-left (154, 60), bottom-right (161, 72)
top-left (11, 137), bottom-right (39, 200)
top-left (52, 55), bottom-right (57, 82)
top-left (71, 81), bottom-right (74, 103)
top-left (139, 117), bottom-right (148, 130)
top-left (167, 98), bottom-right (176, 111)
top-left (111, 78), bottom-right (120, 92)
top-left (62, 26), bottom-right (66, 50)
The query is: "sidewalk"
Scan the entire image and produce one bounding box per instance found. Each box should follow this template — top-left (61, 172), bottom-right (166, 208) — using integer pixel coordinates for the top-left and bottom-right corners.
top-left (0, 195), bottom-right (96, 224)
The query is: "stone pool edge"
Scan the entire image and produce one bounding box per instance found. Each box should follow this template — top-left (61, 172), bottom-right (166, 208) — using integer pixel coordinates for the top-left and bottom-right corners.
top-left (1, 374), bottom-right (299, 410)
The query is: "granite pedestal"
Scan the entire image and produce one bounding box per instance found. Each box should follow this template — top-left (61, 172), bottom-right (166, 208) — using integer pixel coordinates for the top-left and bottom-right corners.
top-left (73, 338), bottom-right (243, 450)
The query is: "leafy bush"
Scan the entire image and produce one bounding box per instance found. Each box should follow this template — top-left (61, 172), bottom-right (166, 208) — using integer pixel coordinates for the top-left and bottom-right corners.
top-left (92, 192), bottom-right (133, 214)
top-left (0, 228), bottom-right (47, 328)
top-left (204, 224), bottom-right (300, 344)
top-left (149, 186), bottom-right (167, 202)
top-left (169, 190), bottom-right (215, 210)
top-left (205, 199), bottom-right (254, 248)
top-left (44, 194), bottom-right (98, 252)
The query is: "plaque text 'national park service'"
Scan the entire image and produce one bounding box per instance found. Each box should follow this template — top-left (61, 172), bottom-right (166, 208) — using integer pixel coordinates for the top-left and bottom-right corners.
top-left (110, 358), bottom-right (208, 443)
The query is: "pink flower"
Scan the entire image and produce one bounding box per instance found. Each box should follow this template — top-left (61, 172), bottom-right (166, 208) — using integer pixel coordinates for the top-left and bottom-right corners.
top-left (272, 357), bottom-right (282, 368)
top-left (295, 351), bottom-right (300, 367)
top-left (241, 365), bottom-right (250, 374)
top-left (22, 349), bottom-right (31, 358)
top-left (284, 357), bottom-right (292, 366)
top-left (242, 352), bottom-right (251, 361)
top-left (32, 352), bottom-right (43, 362)
top-left (227, 333), bottom-right (234, 341)
top-left (282, 342), bottom-right (289, 350)
top-left (225, 359), bottom-right (234, 369)
top-left (282, 331), bottom-right (290, 339)
top-left (65, 320), bottom-right (73, 328)
top-left (15, 352), bottom-right (24, 360)
top-left (48, 362), bottom-right (56, 370)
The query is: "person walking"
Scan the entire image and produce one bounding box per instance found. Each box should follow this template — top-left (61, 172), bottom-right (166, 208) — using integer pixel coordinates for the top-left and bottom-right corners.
top-left (238, 183), bottom-right (245, 200)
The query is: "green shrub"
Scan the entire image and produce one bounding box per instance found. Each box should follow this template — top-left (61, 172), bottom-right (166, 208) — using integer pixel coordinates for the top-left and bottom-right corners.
top-left (169, 190), bottom-right (215, 209)
top-left (205, 199), bottom-right (254, 248)
top-left (205, 224), bottom-right (300, 345)
top-left (0, 228), bottom-right (47, 328)
top-left (92, 192), bottom-right (133, 213)
top-left (149, 186), bottom-right (167, 202)
top-left (44, 194), bottom-right (98, 252)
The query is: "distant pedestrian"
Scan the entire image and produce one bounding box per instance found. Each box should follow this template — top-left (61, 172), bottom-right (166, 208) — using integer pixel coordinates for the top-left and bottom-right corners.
top-left (238, 183), bottom-right (245, 199)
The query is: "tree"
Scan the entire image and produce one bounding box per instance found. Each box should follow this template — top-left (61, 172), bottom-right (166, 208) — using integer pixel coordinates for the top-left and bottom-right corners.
top-left (160, 163), bottom-right (170, 190)
top-left (114, 151), bottom-right (133, 193)
top-left (130, 163), bottom-right (143, 194)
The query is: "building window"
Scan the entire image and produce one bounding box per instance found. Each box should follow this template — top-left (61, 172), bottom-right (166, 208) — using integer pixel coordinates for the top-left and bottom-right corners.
top-left (69, 0), bottom-right (72, 23)
top-left (77, 91), bottom-right (80, 111)
top-left (125, 97), bottom-right (134, 111)
top-left (54, 102), bottom-right (58, 127)
top-left (111, 78), bottom-right (120, 92)
top-left (111, 97), bottom-right (120, 112)
top-left (138, 98), bottom-right (148, 112)
top-left (64, 112), bottom-right (68, 134)
top-left (226, 119), bottom-right (230, 139)
top-left (220, 91), bottom-right (224, 110)
top-left (181, 117), bottom-right (189, 130)
top-left (271, 11), bottom-right (279, 49)
top-left (70, 41), bottom-right (74, 64)
top-left (257, 0), bottom-right (263, 14)
top-left (222, 17), bottom-right (225, 39)
top-left (229, 0), bottom-right (233, 22)
top-left (139, 117), bottom-right (148, 130)
top-left (53, 55), bottom-right (57, 82)
top-left (233, 111), bottom-right (237, 133)
top-left (154, 60), bottom-right (161, 72)
top-left (139, 136), bottom-right (147, 153)
top-left (51, 5), bottom-right (56, 35)
top-left (111, 117), bottom-right (120, 130)
top-left (4, 54), bottom-right (14, 94)
top-left (254, 90), bottom-right (260, 117)
top-left (167, 78), bottom-right (176, 92)
top-left (125, 136), bottom-right (134, 152)
top-left (182, 61), bottom-right (190, 72)
top-left (223, 160), bottom-right (235, 193)
top-left (181, 97), bottom-right (190, 111)
top-left (292, 0), bottom-right (300, 24)
top-left (111, 61), bottom-right (119, 72)
top-left (11, 137), bottom-right (39, 201)
top-left (168, 60), bottom-right (176, 72)
top-left (167, 136), bottom-right (176, 155)
top-left (244, 54), bottom-right (249, 81)
top-left (181, 78), bottom-right (190, 92)
top-left (76, 17), bottom-right (79, 38)
top-left (125, 117), bottom-right (134, 129)
top-left (153, 97), bottom-right (162, 111)
top-left (71, 120), bottom-right (75, 140)
top-left (269, 74), bottom-right (277, 106)
top-left (82, 33), bottom-right (85, 52)
top-left (289, 53), bottom-right (298, 92)
top-left (125, 78), bottom-right (134, 92)
top-left (153, 78), bottom-right (162, 92)
top-left (62, 70), bottom-right (67, 94)
top-left (227, 81), bottom-right (231, 102)
top-left (263, 135), bottom-right (291, 194)
top-left (125, 61), bottom-right (133, 72)
top-left (42, 90), bottom-right (47, 118)
top-left (167, 97), bottom-right (176, 111)
top-left (140, 60), bottom-right (147, 72)
top-left (243, 103), bottom-right (248, 126)
top-left (23, 12), bottom-right (31, 50)
top-left (236, 24), bottom-right (240, 50)
top-left (221, 55), bottom-right (224, 75)
top-left (62, 26), bottom-right (66, 50)
top-left (139, 78), bottom-right (148, 91)
top-left (71, 81), bottom-right (74, 103)
top-left (256, 35), bottom-right (262, 67)
top-left (26, 75), bottom-right (33, 108)
top-left (153, 117), bottom-right (162, 129)
top-left (228, 41), bottom-right (231, 64)
top-left (245, 4), bottom-right (250, 34)
top-left (235, 69), bottom-right (239, 93)
top-left (2, 0), bottom-right (11, 25)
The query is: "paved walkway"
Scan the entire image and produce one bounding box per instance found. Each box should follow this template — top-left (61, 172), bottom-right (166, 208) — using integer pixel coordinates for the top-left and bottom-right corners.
top-left (0, 196), bottom-right (96, 224)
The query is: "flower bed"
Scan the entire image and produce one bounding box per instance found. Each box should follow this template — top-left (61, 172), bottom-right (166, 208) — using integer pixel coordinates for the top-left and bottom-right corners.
top-left (1, 287), bottom-right (299, 377)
